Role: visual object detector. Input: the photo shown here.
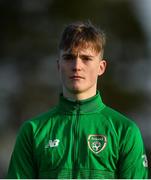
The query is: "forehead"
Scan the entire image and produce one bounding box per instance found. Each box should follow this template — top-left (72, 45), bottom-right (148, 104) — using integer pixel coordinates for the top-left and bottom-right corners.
top-left (60, 44), bottom-right (101, 56)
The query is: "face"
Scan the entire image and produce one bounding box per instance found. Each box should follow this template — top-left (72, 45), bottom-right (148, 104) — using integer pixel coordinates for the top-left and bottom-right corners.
top-left (58, 45), bottom-right (106, 99)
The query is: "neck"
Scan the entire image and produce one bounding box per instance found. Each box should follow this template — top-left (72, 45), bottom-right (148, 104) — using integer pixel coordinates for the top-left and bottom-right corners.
top-left (62, 87), bottom-right (97, 101)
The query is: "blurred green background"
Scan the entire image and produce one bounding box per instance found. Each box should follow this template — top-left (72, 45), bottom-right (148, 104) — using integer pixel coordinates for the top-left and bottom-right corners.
top-left (0, 0), bottom-right (151, 177)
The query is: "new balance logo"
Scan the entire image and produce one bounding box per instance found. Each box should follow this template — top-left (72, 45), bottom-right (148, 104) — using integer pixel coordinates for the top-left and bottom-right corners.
top-left (45, 139), bottom-right (60, 148)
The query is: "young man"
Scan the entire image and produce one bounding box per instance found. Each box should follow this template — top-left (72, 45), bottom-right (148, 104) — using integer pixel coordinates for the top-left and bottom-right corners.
top-left (7, 21), bottom-right (148, 179)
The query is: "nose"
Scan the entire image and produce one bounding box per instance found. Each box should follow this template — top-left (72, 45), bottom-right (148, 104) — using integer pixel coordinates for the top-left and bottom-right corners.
top-left (72, 57), bottom-right (82, 71)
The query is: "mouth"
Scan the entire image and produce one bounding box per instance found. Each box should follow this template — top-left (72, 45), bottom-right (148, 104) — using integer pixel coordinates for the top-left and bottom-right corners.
top-left (70, 75), bottom-right (85, 80)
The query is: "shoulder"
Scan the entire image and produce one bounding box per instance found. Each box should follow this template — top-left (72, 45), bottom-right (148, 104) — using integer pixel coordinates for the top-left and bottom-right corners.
top-left (102, 105), bottom-right (136, 126)
top-left (101, 105), bottom-right (144, 152)
top-left (101, 105), bottom-right (140, 136)
top-left (18, 106), bottom-right (59, 136)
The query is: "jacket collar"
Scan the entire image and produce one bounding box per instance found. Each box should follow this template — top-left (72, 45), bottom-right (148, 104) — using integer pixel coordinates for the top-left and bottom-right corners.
top-left (58, 91), bottom-right (105, 114)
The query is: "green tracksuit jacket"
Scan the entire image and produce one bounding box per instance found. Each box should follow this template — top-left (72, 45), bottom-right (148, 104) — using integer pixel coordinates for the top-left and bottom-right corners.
top-left (7, 92), bottom-right (148, 179)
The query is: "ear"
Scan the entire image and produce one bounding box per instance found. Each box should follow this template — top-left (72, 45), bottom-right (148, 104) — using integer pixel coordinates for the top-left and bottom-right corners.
top-left (98, 59), bottom-right (107, 76)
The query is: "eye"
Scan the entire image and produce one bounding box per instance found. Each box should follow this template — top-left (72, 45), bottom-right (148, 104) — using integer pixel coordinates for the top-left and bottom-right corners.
top-left (62, 55), bottom-right (74, 61)
top-left (82, 56), bottom-right (92, 61)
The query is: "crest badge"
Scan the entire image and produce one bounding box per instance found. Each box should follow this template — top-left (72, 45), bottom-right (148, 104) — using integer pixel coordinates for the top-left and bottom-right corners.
top-left (88, 134), bottom-right (107, 154)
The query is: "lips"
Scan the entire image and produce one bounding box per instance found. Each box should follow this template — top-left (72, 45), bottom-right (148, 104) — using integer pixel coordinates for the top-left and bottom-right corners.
top-left (70, 75), bottom-right (84, 79)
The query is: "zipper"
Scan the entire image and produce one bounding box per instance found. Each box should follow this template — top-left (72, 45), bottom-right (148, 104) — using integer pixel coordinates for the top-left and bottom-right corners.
top-left (73, 102), bottom-right (80, 175)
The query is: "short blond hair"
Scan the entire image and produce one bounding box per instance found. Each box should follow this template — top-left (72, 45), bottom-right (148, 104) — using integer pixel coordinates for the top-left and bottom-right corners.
top-left (59, 21), bottom-right (106, 58)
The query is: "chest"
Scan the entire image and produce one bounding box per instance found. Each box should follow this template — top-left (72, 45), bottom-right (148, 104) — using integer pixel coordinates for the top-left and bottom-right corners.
top-left (34, 115), bottom-right (119, 177)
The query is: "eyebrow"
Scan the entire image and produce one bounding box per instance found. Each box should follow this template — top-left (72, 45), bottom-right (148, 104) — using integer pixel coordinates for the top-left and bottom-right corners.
top-left (61, 53), bottom-right (94, 58)
top-left (80, 54), bottom-right (94, 58)
top-left (62, 53), bottom-right (73, 57)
